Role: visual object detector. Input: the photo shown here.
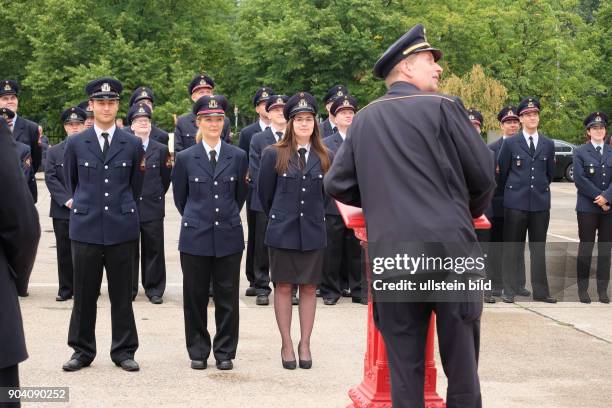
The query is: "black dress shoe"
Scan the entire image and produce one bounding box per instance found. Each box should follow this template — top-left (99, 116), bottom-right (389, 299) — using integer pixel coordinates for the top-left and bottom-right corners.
top-left (191, 360), bottom-right (207, 370)
top-left (292, 295), bottom-right (299, 305)
top-left (56, 295), bottom-right (72, 302)
top-left (216, 360), bottom-right (233, 370)
top-left (149, 295), bottom-right (163, 304)
top-left (256, 294), bottom-right (269, 306)
top-left (517, 288), bottom-right (531, 297)
top-left (297, 344), bottom-right (312, 369)
top-left (115, 359), bottom-right (140, 372)
top-left (323, 298), bottom-right (338, 306)
top-left (599, 294), bottom-right (610, 304)
top-left (19, 292), bottom-right (29, 298)
top-left (484, 294), bottom-right (496, 304)
top-left (281, 352), bottom-right (296, 370)
top-left (578, 291), bottom-right (591, 304)
top-left (245, 287), bottom-right (258, 297)
top-left (341, 289), bottom-right (351, 297)
top-left (62, 359), bottom-right (88, 372)
top-left (315, 289), bottom-right (321, 297)
top-left (501, 294), bottom-right (515, 303)
top-left (533, 296), bottom-right (557, 303)
top-left (132, 294), bottom-right (137, 301)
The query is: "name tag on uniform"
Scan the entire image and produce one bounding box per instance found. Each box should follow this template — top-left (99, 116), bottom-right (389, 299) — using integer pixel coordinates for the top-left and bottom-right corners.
top-left (589, 165), bottom-right (595, 175)
top-left (515, 155), bottom-right (522, 167)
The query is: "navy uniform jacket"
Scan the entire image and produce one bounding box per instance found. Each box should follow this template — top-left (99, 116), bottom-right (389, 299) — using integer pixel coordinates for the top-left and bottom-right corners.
top-left (319, 118), bottom-right (335, 138)
top-left (323, 132), bottom-right (344, 215)
top-left (44, 140), bottom-right (71, 220)
top-left (64, 127), bottom-right (145, 245)
top-left (172, 141), bottom-right (248, 257)
top-left (258, 146), bottom-right (328, 251)
top-left (0, 118), bottom-right (40, 369)
top-left (239, 120), bottom-right (266, 202)
top-left (573, 143), bottom-right (612, 214)
top-left (125, 124), bottom-right (169, 146)
top-left (484, 138), bottom-right (505, 219)
top-left (323, 82), bottom-right (495, 254)
top-left (249, 128), bottom-right (278, 212)
top-left (138, 139), bottom-right (172, 222)
top-left (12, 115), bottom-right (41, 202)
top-left (498, 133), bottom-right (555, 212)
top-left (174, 112), bottom-right (231, 153)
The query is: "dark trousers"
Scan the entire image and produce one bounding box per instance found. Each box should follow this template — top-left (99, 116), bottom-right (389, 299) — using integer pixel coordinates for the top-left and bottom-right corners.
top-left (488, 217), bottom-right (525, 292)
top-left (0, 365), bottom-right (19, 408)
top-left (577, 212), bottom-right (612, 295)
top-left (373, 301), bottom-right (482, 408)
top-left (132, 220), bottom-right (166, 299)
top-left (180, 251), bottom-right (241, 362)
top-left (245, 205), bottom-right (256, 287)
top-left (68, 240), bottom-right (139, 364)
top-left (320, 215), bottom-right (363, 300)
top-left (502, 208), bottom-right (550, 298)
top-left (253, 211), bottom-right (271, 295)
top-left (52, 218), bottom-right (73, 298)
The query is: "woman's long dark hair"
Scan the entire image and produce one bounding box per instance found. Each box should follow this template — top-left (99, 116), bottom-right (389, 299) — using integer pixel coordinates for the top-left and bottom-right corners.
top-left (274, 114), bottom-right (330, 174)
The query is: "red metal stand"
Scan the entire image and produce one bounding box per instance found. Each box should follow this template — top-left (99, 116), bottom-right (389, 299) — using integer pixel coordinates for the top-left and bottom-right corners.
top-left (338, 202), bottom-right (491, 408)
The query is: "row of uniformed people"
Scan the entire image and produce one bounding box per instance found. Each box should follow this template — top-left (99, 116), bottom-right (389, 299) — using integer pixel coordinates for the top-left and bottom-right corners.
top-left (240, 85), bottom-right (365, 307)
top-left (473, 101), bottom-right (610, 304)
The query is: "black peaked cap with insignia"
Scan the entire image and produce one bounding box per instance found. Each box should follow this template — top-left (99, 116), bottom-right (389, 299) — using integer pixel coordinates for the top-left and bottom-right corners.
top-left (61, 106), bottom-right (87, 124)
top-left (584, 111), bottom-right (608, 129)
top-left (192, 95), bottom-right (227, 116)
top-left (85, 77), bottom-right (122, 100)
top-left (284, 92), bottom-right (317, 121)
top-left (129, 86), bottom-right (154, 107)
top-left (330, 95), bottom-right (358, 116)
top-left (373, 24), bottom-right (442, 79)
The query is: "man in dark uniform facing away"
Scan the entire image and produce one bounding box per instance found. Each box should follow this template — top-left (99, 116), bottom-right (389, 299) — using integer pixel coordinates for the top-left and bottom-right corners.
top-left (324, 24), bottom-right (495, 408)
top-left (0, 117), bottom-right (40, 406)
top-left (62, 77), bottom-right (144, 372)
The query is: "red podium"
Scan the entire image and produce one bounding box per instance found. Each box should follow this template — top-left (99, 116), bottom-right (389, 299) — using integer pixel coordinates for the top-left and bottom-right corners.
top-left (337, 201), bottom-right (490, 408)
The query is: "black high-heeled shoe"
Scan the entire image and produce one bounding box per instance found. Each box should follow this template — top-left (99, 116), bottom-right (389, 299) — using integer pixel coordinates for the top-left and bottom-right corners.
top-left (281, 350), bottom-right (296, 370)
top-left (298, 343), bottom-right (312, 369)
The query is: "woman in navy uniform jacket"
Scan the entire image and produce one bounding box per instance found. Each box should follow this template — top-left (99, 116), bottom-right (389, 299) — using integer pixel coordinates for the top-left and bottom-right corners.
top-left (172, 95), bottom-right (248, 371)
top-left (258, 92), bottom-right (331, 370)
top-left (573, 111), bottom-right (611, 303)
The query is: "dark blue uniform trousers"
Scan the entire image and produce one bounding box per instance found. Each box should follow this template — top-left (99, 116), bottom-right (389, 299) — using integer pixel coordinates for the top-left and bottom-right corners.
top-left (68, 241), bottom-right (139, 364)
top-left (373, 300), bottom-right (482, 408)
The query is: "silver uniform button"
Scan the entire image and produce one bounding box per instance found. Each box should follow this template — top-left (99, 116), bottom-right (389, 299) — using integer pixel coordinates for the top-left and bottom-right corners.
top-left (74, 209), bottom-right (77, 213)
top-left (271, 214), bottom-right (276, 219)
top-left (105, 193), bottom-right (109, 197)
top-left (215, 195), bottom-right (218, 199)
top-left (85, 162), bottom-right (89, 167)
top-left (300, 200), bottom-right (304, 204)
top-left (283, 173), bottom-right (287, 177)
top-left (139, 197), bottom-right (142, 200)
top-left (123, 163), bottom-right (126, 167)
top-left (302, 188), bottom-right (306, 192)
top-left (230, 177), bottom-right (234, 181)
top-left (214, 181), bottom-right (218, 185)
top-left (184, 222), bottom-right (188, 227)
top-left (300, 213), bottom-right (303, 217)
top-left (131, 209), bottom-right (134, 213)
top-left (104, 179), bottom-right (109, 183)
top-left (105, 165), bottom-right (108, 169)
top-left (195, 177), bottom-right (199, 182)
top-left (153, 165), bottom-right (156, 168)
top-left (215, 208), bottom-right (219, 212)
top-left (531, 167), bottom-right (534, 170)
top-left (104, 206), bottom-right (108, 210)
top-left (215, 221), bottom-right (219, 226)
top-left (530, 185), bottom-right (533, 188)
top-left (319, 175), bottom-right (322, 178)
top-left (302, 176), bottom-right (306, 180)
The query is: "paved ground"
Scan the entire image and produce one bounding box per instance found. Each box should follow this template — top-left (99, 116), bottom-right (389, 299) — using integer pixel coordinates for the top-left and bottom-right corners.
top-left (15, 179), bottom-right (612, 407)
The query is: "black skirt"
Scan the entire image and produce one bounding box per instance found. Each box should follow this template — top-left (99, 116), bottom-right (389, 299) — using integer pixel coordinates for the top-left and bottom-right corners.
top-left (269, 247), bottom-right (324, 285)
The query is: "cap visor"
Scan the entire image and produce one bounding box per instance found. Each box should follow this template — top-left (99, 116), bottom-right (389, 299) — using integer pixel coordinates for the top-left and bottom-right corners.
top-left (520, 107), bottom-right (540, 115)
top-left (197, 110), bottom-right (225, 116)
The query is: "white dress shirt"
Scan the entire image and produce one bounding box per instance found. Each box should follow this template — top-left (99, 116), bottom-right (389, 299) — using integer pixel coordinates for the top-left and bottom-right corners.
top-left (522, 130), bottom-right (539, 150)
top-left (94, 123), bottom-right (116, 151)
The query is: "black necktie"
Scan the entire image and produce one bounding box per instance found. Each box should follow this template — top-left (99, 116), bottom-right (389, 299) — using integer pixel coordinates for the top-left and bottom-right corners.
top-left (596, 146), bottom-right (602, 156)
top-left (275, 131), bottom-right (283, 142)
top-left (210, 150), bottom-right (217, 171)
top-left (101, 132), bottom-right (110, 159)
top-left (298, 148), bottom-right (307, 171)
top-left (333, 126), bottom-right (338, 134)
top-left (528, 136), bottom-right (535, 156)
